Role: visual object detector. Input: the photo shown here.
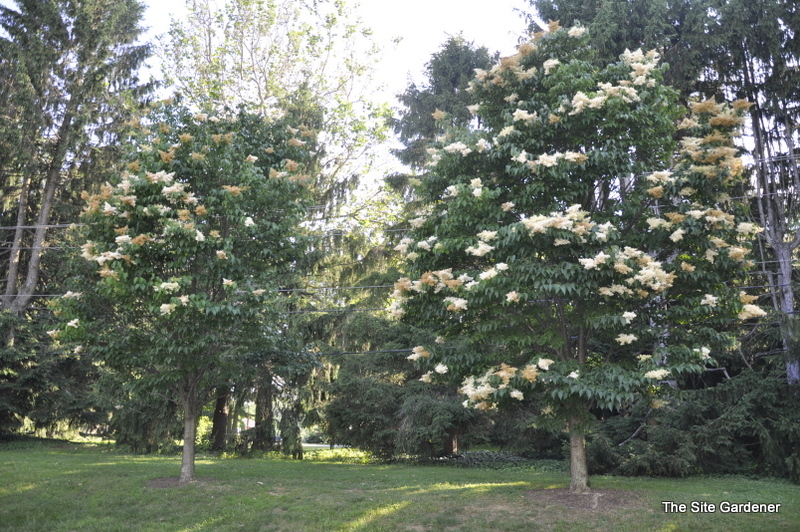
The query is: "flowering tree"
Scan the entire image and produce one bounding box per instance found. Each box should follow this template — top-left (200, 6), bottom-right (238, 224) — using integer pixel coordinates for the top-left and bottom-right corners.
top-left (391, 23), bottom-right (764, 492)
top-left (52, 102), bottom-right (312, 482)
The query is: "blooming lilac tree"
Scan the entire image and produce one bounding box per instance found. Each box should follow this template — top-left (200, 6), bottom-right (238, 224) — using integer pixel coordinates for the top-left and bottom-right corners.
top-left (391, 23), bottom-right (764, 492)
top-left (51, 102), bottom-right (312, 482)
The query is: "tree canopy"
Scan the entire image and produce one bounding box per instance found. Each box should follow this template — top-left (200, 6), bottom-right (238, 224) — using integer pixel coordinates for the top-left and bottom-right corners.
top-left (392, 22), bottom-right (762, 492)
top-left (52, 102), bottom-right (313, 481)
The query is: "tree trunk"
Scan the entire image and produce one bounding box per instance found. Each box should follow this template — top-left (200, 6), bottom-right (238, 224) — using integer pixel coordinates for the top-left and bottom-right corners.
top-left (252, 366), bottom-right (274, 451)
top-left (4, 109), bottom-right (74, 316)
top-left (443, 429), bottom-right (459, 455)
top-left (2, 171), bottom-right (30, 313)
top-left (568, 418), bottom-right (590, 493)
top-left (771, 244), bottom-right (800, 385)
top-left (179, 390), bottom-right (200, 483)
top-left (210, 388), bottom-right (229, 452)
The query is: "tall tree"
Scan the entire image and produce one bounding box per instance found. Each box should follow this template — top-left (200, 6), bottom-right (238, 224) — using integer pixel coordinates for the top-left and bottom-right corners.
top-left (0, 0), bottom-right (152, 318)
top-left (530, 0), bottom-right (800, 384)
top-left (392, 35), bottom-right (496, 171)
top-left (162, 0), bottom-right (388, 214)
top-left (53, 102), bottom-right (312, 482)
top-left (392, 23), bottom-right (762, 492)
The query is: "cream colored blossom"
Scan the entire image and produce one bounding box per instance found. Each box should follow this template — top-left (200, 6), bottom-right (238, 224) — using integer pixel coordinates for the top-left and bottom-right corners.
top-left (506, 291), bottom-right (520, 303)
top-left (738, 304), bottom-right (766, 320)
top-left (444, 297), bottom-right (468, 312)
top-left (736, 222), bottom-right (762, 234)
top-left (155, 282), bottom-right (180, 293)
top-left (216, 250), bottom-right (228, 260)
top-left (644, 368), bottom-right (670, 380)
top-left (498, 125), bottom-right (515, 137)
top-left (521, 365), bottom-right (539, 382)
top-left (501, 202), bottom-right (515, 212)
top-left (160, 303), bottom-right (176, 316)
top-left (567, 25), bottom-right (587, 37)
top-left (543, 58), bottom-right (560, 74)
top-left (477, 230), bottom-right (498, 241)
top-left (622, 312), bottom-right (637, 324)
top-left (693, 347), bottom-right (712, 360)
top-left (512, 109), bottom-right (537, 123)
top-left (616, 334), bottom-right (637, 345)
top-left (408, 346), bottom-right (430, 361)
top-left (466, 241), bottom-right (494, 257)
top-left (510, 389), bottom-right (524, 400)
top-left (435, 363), bottom-right (448, 374)
top-left (701, 294), bottom-right (718, 307)
top-left (479, 268), bottom-right (498, 280)
top-left (537, 358), bottom-right (554, 370)
top-left (670, 229), bottom-right (685, 242)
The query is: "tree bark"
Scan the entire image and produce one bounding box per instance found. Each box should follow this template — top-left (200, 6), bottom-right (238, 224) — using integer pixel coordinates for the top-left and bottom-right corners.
top-left (251, 365), bottom-right (274, 451)
top-left (568, 418), bottom-right (590, 493)
top-left (4, 109), bottom-right (74, 316)
top-left (210, 388), bottom-right (229, 452)
top-left (443, 429), bottom-right (459, 455)
top-left (179, 386), bottom-right (200, 484)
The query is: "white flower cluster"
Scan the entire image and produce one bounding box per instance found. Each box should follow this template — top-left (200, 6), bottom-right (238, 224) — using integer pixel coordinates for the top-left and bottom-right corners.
top-left (515, 150), bottom-right (588, 170)
top-left (570, 83), bottom-right (640, 115)
top-left (520, 204), bottom-right (594, 238)
top-left (407, 345), bottom-right (430, 361)
top-left (444, 141), bottom-right (472, 157)
top-left (621, 48), bottom-right (660, 86)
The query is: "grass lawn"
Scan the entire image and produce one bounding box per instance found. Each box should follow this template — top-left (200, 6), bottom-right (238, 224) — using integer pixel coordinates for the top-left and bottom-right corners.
top-left (1, 440), bottom-right (798, 531)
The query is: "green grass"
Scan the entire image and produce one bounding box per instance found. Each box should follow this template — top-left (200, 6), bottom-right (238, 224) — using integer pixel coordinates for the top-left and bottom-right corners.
top-left (1, 440), bottom-right (799, 531)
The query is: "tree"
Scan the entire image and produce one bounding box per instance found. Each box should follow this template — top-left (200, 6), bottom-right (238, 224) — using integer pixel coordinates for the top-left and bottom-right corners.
top-left (391, 23), bottom-right (762, 492)
top-left (529, 0), bottom-right (800, 385)
top-left (392, 35), bottom-right (496, 171)
top-left (0, 0), bottom-right (152, 318)
top-left (162, 0), bottom-right (389, 213)
top-left (53, 101), bottom-right (312, 482)
top-left (529, 0), bottom-right (713, 98)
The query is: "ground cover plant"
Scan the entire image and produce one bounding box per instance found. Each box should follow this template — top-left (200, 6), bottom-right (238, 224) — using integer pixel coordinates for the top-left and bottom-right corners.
top-left (2, 439), bottom-right (798, 531)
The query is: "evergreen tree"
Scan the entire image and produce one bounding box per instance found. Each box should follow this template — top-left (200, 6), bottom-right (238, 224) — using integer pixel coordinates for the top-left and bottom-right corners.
top-left (393, 35), bottom-right (496, 170)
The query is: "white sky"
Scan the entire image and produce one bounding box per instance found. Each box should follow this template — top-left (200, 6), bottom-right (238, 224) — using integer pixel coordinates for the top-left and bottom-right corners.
top-left (140, 0), bottom-right (537, 104)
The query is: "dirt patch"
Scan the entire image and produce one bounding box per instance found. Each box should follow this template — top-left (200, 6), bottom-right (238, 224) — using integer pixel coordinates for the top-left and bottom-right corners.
top-left (527, 488), bottom-right (645, 511)
top-left (146, 476), bottom-right (220, 489)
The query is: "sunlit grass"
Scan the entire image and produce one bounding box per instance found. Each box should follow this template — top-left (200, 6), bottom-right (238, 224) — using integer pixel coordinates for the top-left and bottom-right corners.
top-left (1, 440), bottom-right (799, 531)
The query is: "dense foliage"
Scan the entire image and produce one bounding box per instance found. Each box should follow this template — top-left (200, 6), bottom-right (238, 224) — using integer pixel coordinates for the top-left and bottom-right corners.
top-left (392, 23), bottom-right (762, 491)
top-left (51, 102), bottom-right (313, 480)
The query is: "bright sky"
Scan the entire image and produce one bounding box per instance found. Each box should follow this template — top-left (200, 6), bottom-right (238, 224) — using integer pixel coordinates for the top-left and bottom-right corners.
top-left (140, 0), bottom-right (538, 103)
